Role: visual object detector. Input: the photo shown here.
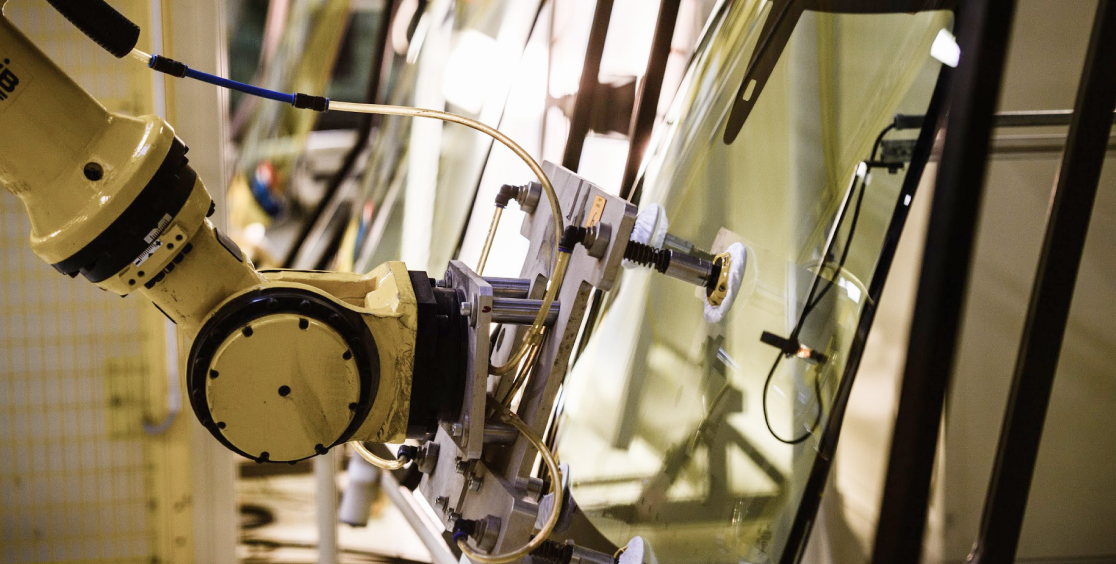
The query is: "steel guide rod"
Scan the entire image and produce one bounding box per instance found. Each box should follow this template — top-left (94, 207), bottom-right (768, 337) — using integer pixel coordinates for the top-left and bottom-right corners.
top-left (870, 0), bottom-right (1018, 561)
top-left (968, 1), bottom-right (1116, 562)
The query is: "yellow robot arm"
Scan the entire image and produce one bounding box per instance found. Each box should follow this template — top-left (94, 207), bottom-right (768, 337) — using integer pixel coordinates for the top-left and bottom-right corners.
top-left (0, 3), bottom-right (466, 463)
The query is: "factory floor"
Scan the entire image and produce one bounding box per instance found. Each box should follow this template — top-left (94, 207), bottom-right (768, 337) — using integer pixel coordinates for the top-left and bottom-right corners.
top-left (237, 467), bottom-right (433, 564)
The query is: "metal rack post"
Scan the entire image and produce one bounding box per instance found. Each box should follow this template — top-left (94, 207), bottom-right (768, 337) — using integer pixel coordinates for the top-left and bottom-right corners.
top-left (870, 0), bottom-right (1018, 561)
top-left (967, 1), bottom-right (1116, 562)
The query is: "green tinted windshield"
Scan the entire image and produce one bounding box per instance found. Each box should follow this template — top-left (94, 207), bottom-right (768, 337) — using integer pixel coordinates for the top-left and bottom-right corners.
top-left (556, 3), bottom-right (951, 563)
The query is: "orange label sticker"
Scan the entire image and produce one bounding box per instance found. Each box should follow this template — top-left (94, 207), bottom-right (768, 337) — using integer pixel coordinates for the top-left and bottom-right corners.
top-left (585, 195), bottom-right (606, 227)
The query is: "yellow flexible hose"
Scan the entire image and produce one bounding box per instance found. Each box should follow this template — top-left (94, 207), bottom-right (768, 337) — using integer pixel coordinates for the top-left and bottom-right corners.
top-left (499, 337), bottom-right (544, 406)
top-left (457, 400), bottom-right (563, 563)
top-left (476, 205), bottom-right (503, 275)
top-left (489, 250), bottom-right (569, 376)
top-left (351, 441), bottom-right (408, 470)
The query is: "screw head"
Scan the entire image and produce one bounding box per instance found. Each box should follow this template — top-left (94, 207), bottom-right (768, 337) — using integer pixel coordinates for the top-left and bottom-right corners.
top-left (459, 301), bottom-right (473, 317)
top-left (450, 422), bottom-right (464, 437)
top-left (83, 162), bottom-right (104, 181)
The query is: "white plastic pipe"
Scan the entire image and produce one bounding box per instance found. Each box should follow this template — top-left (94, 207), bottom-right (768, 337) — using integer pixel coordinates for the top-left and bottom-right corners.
top-left (314, 451), bottom-right (339, 564)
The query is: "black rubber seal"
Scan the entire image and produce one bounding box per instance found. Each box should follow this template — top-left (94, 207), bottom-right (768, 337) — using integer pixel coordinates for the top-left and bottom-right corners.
top-left (51, 139), bottom-right (197, 283)
top-left (186, 287), bottom-right (381, 463)
top-left (406, 272), bottom-right (467, 438)
top-left (46, 0), bottom-right (140, 58)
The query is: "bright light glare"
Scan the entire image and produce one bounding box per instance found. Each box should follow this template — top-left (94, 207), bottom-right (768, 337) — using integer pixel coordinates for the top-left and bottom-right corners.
top-left (931, 29), bottom-right (960, 68)
top-left (443, 30), bottom-right (502, 114)
top-left (243, 222), bottom-right (266, 245)
top-left (577, 135), bottom-right (630, 194)
top-left (839, 278), bottom-right (862, 304)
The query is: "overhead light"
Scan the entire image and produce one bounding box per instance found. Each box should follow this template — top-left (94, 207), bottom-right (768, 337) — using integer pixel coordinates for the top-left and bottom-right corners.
top-left (443, 30), bottom-right (502, 114)
top-left (931, 29), bottom-right (960, 68)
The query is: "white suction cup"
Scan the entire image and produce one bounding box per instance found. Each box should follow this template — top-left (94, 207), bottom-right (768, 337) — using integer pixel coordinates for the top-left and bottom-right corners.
top-left (618, 536), bottom-right (658, 564)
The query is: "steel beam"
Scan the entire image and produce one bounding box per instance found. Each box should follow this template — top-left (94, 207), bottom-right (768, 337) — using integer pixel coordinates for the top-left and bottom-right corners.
top-left (968, 1), bottom-right (1116, 562)
top-left (870, 0), bottom-right (1018, 560)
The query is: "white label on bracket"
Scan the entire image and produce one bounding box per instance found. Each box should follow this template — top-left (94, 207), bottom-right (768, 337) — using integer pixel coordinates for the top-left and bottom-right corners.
top-left (134, 240), bottom-right (162, 267)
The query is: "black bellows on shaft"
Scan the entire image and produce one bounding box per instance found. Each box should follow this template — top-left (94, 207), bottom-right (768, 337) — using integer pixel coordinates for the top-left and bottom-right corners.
top-left (968, 2), bottom-right (1116, 563)
top-left (870, 0), bottom-right (1018, 562)
top-left (622, 241), bottom-right (671, 273)
top-left (46, 0), bottom-right (140, 58)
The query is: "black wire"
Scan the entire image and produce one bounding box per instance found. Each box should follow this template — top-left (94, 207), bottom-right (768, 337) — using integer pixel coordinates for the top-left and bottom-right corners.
top-left (762, 351), bottom-right (824, 445)
top-left (805, 123), bottom-right (895, 314)
top-left (761, 122), bottom-right (898, 445)
top-left (805, 168), bottom-right (869, 315)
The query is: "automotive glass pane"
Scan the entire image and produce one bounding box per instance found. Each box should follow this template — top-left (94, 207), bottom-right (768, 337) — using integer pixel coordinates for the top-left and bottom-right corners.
top-left (353, 0), bottom-right (541, 273)
top-left (556, 3), bottom-right (952, 563)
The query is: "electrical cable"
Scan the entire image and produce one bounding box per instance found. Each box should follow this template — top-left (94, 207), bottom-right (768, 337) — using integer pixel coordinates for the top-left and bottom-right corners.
top-left (760, 121), bottom-right (898, 445)
top-left (130, 48), bottom-right (568, 374)
top-left (802, 123), bottom-right (895, 316)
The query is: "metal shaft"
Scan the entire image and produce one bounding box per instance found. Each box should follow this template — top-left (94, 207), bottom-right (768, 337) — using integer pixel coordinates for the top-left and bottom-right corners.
top-left (483, 422), bottom-right (519, 444)
top-left (663, 250), bottom-right (715, 288)
top-left (484, 277), bottom-right (531, 299)
top-left (662, 233), bottom-right (715, 261)
top-left (623, 240), bottom-right (716, 289)
top-left (490, 297), bottom-right (559, 325)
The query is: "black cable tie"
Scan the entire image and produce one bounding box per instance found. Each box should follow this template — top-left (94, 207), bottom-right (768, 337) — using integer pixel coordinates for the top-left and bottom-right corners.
top-left (892, 113), bottom-right (926, 130)
top-left (292, 93), bottom-right (330, 112)
top-left (148, 54), bottom-right (187, 78)
top-left (760, 331), bottom-right (799, 356)
top-left (760, 331), bottom-right (828, 364)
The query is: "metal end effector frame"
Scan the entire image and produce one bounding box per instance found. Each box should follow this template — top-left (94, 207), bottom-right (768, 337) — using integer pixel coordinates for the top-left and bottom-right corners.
top-left (415, 164), bottom-right (637, 559)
